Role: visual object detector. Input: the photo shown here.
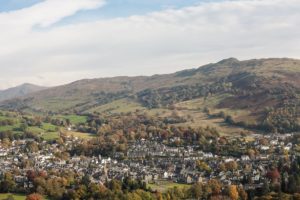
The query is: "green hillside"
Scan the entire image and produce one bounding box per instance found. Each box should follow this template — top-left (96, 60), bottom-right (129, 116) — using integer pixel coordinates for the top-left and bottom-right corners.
top-left (1, 58), bottom-right (299, 133)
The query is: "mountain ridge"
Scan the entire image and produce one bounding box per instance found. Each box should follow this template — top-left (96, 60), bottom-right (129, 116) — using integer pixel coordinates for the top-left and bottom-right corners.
top-left (0, 83), bottom-right (47, 102)
top-left (0, 57), bottom-right (299, 133)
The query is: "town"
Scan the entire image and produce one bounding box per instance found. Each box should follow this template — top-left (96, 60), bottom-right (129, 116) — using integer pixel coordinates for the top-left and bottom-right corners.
top-left (0, 132), bottom-right (298, 195)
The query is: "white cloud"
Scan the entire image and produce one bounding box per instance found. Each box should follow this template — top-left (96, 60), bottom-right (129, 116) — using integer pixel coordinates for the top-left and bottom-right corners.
top-left (0, 0), bottom-right (299, 89)
top-left (0, 0), bottom-right (105, 28)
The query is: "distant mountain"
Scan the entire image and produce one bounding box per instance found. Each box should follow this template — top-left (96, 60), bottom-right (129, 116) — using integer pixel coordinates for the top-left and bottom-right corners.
top-left (0, 83), bottom-right (47, 102)
top-left (1, 58), bottom-right (299, 133)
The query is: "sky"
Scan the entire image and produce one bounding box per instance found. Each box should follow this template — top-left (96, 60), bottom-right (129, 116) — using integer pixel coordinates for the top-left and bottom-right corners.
top-left (0, 0), bottom-right (299, 89)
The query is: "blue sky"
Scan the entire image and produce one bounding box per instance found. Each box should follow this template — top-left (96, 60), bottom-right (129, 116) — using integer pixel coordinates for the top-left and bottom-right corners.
top-left (0, 0), bottom-right (42, 12)
top-left (59, 0), bottom-right (203, 24)
top-left (1, 0), bottom-right (204, 17)
top-left (0, 0), bottom-right (299, 89)
top-left (82, 0), bottom-right (203, 17)
top-left (0, 0), bottom-right (209, 27)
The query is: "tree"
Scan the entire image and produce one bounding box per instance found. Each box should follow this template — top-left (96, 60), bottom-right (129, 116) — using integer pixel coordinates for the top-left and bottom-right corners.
top-left (45, 178), bottom-right (65, 199)
top-left (20, 123), bottom-right (28, 132)
top-left (196, 160), bottom-right (211, 173)
top-left (266, 168), bottom-right (280, 183)
top-left (238, 187), bottom-right (248, 200)
top-left (75, 185), bottom-right (87, 199)
top-left (27, 170), bottom-right (37, 182)
top-left (247, 149), bottom-right (256, 159)
top-left (1, 138), bottom-right (11, 148)
top-left (225, 115), bottom-right (234, 124)
top-left (208, 179), bottom-right (221, 195)
top-left (66, 118), bottom-right (71, 126)
top-left (26, 141), bottom-right (39, 153)
top-left (126, 192), bottom-right (143, 200)
top-left (26, 193), bottom-right (43, 200)
top-left (0, 172), bottom-right (16, 192)
top-left (261, 180), bottom-right (270, 195)
top-left (228, 185), bottom-right (239, 200)
top-left (156, 192), bottom-right (163, 200)
top-left (218, 163), bottom-right (226, 172)
top-left (189, 183), bottom-right (203, 200)
top-left (33, 177), bottom-right (46, 194)
top-left (225, 161), bottom-right (238, 171)
top-left (135, 189), bottom-right (154, 200)
top-left (107, 179), bottom-right (122, 191)
top-left (287, 176), bottom-right (297, 193)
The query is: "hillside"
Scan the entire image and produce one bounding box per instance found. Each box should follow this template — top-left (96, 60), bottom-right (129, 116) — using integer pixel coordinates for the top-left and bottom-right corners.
top-left (0, 83), bottom-right (46, 102)
top-left (1, 58), bottom-right (299, 133)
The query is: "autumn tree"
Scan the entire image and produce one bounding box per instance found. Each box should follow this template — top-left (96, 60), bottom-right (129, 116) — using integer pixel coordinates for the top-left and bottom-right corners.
top-left (26, 141), bottom-right (39, 153)
top-left (225, 161), bottom-right (238, 171)
top-left (26, 193), bottom-right (43, 200)
top-left (266, 168), bottom-right (280, 183)
top-left (228, 185), bottom-right (239, 200)
top-left (247, 149), bottom-right (256, 159)
top-left (188, 183), bottom-right (203, 200)
top-left (238, 187), bottom-right (248, 200)
top-left (218, 163), bottom-right (226, 172)
top-left (27, 170), bottom-right (37, 182)
top-left (208, 179), bottom-right (222, 195)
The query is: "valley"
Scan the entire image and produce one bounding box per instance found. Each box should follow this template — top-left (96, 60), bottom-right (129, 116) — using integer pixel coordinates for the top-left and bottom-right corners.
top-left (0, 58), bottom-right (299, 200)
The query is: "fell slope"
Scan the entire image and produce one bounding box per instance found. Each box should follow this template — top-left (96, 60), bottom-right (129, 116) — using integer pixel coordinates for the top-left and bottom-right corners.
top-left (0, 83), bottom-right (46, 102)
top-left (1, 58), bottom-right (299, 133)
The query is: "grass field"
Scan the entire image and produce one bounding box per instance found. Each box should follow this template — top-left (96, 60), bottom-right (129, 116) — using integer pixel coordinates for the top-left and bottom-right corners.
top-left (41, 132), bottom-right (60, 141)
top-left (89, 98), bottom-right (175, 117)
top-left (0, 110), bottom-right (94, 141)
top-left (30, 98), bottom-right (84, 113)
top-left (41, 123), bottom-right (58, 132)
top-left (0, 193), bottom-right (26, 200)
top-left (62, 130), bottom-right (96, 139)
top-left (0, 193), bottom-right (51, 200)
top-left (148, 181), bottom-right (190, 192)
top-left (86, 95), bottom-right (256, 136)
top-left (0, 115), bottom-right (15, 120)
top-left (175, 110), bottom-right (254, 136)
top-left (88, 98), bottom-right (146, 114)
top-left (0, 125), bottom-right (18, 132)
top-left (27, 126), bottom-right (45, 134)
top-left (173, 95), bottom-right (257, 136)
top-left (176, 94), bottom-right (232, 110)
top-left (57, 114), bottom-right (88, 124)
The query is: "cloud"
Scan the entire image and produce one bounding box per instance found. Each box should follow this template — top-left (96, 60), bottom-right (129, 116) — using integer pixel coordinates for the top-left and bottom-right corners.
top-left (0, 0), bottom-right (299, 89)
top-left (0, 0), bottom-right (106, 28)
